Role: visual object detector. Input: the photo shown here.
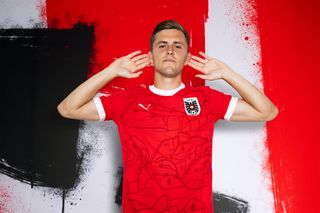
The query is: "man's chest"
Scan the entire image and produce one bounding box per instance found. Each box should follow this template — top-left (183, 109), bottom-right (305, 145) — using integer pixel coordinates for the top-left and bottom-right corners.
top-left (125, 94), bottom-right (204, 116)
top-left (118, 93), bottom-right (214, 131)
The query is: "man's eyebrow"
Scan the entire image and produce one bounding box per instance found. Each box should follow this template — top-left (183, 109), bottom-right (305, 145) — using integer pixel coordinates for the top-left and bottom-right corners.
top-left (155, 41), bottom-right (168, 45)
top-left (172, 41), bottom-right (185, 45)
top-left (155, 41), bottom-right (185, 45)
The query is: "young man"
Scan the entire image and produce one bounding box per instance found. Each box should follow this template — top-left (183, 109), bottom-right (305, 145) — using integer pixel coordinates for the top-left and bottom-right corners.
top-left (58, 20), bottom-right (278, 212)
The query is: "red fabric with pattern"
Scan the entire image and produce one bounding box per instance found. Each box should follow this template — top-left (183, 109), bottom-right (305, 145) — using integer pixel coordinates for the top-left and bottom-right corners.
top-left (98, 85), bottom-right (232, 212)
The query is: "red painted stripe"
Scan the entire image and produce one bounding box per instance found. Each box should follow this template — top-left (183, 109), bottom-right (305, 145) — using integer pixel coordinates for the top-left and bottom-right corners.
top-left (0, 186), bottom-right (13, 213)
top-left (44, 0), bottom-right (207, 92)
top-left (256, 0), bottom-right (320, 212)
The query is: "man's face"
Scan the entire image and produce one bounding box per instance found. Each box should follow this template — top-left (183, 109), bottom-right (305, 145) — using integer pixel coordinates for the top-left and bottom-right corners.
top-left (150, 29), bottom-right (189, 78)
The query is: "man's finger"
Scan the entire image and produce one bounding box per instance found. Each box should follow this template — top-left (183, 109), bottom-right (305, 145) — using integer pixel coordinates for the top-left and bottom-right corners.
top-left (135, 56), bottom-right (149, 67)
top-left (132, 54), bottom-right (148, 62)
top-left (188, 59), bottom-right (205, 71)
top-left (199, 51), bottom-right (212, 59)
top-left (195, 74), bottom-right (210, 80)
top-left (130, 71), bottom-right (143, 78)
top-left (191, 55), bottom-right (207, 64)
top-left (136, 60), bottom-right (150, 70)
top-left (188, 60), bottom-right (201, 70)
top-left (125, 50), bottom-right (142, 59)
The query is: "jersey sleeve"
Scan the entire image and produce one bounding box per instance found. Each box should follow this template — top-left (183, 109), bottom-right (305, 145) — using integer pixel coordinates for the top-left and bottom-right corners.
top-left (93, 90), bottom-right (127, 121)
top-left (206, 87), bottom-right (238, 121)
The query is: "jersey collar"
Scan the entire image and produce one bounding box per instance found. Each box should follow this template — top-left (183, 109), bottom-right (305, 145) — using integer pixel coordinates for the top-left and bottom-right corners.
top-left (149, 83), bottom-right (185, 96)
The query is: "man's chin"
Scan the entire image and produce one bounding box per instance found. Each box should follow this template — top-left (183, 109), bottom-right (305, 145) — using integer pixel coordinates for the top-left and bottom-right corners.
top-left (156, 69), bottom-right (181, 78)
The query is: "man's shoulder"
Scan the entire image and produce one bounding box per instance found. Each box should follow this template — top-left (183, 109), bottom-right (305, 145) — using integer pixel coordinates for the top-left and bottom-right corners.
top-left (108, 84), bottom-right (148, 94)
top-left (181, 85), bottom-right (228, 101)
top-left (98, 85), bottom-right (148, 101)
top-left (124, 84), bottom-right (149, 95)
top-left (188, 85), bottom-right (225, 93)
top-left (183, 84), bottom-right (213, 94)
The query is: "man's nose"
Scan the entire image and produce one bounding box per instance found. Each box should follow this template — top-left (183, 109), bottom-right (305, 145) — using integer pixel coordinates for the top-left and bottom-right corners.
top-left (166, 45), bottom-right (174, 55)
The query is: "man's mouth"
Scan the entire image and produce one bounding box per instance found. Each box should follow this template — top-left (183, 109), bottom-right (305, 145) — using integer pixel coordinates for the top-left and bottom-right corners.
top-left (163, 59), bottom-right (176, 63)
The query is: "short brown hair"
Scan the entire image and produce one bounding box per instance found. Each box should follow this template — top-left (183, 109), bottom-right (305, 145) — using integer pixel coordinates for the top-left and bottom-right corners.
top-left (150, 20), bottom-right (189, 50)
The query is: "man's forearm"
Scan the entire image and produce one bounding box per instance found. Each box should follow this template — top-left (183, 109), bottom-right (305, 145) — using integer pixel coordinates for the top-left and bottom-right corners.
top-left (222, 69), bottom-right (277, 119)
top-left (57, 50), bottom-right (148, 120)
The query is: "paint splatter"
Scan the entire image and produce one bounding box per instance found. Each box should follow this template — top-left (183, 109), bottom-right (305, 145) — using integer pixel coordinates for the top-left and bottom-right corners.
top-left (0, 186), bottom-right (13, 213)
top-left (223, 0), bottom-right (260, 49)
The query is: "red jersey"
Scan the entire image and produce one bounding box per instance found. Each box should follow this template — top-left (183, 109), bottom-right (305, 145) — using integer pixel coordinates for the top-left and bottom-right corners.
top-left (94, 83), bottom-right (237, 213)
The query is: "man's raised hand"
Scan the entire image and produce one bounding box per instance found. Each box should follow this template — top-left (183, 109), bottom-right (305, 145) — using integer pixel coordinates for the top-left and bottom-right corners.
top-left (188, 51), bottom-right (231, 81)
top-left (107, 50), bottom-right (150, 79)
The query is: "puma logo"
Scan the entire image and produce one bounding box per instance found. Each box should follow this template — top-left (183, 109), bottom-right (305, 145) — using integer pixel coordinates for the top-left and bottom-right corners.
top-left (138, 104), bottom-right (151, 111)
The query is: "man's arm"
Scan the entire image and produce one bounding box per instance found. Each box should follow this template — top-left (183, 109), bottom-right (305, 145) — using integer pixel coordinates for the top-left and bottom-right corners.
top-left (188, 52), bottom-right (278, 122)
top-left (57, 50), bottom-right (149, 121)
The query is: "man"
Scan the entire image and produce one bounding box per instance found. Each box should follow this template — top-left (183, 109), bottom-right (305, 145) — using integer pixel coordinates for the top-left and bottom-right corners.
top-left (58, 20), bottom-right (278, 212)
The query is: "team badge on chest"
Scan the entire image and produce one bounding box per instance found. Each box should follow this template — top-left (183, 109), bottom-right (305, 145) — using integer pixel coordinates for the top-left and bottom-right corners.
top-left (183, 97), bottom-right (201, 116)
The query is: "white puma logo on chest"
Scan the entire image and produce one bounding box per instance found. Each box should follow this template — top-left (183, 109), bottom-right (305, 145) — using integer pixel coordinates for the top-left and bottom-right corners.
top-left (138, 103), bottom-right (151, 111)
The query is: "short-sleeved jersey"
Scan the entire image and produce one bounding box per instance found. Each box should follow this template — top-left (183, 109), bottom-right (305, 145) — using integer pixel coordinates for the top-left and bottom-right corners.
top-left (94, 84), bottom-right (237, 213)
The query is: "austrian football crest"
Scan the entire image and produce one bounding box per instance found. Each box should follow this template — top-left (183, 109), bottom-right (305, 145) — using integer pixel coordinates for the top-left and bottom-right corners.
top-left (183, 97), bottom-right (201, 116)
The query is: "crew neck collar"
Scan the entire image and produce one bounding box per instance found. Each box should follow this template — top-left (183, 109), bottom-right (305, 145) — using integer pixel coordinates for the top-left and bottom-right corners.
top-left (149, 83), bottom-right (185, 96)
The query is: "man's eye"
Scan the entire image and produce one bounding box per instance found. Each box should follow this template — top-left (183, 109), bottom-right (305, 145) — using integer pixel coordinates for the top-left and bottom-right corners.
top-left (175, 45), bottom-right (182, 49)
top-left (159, 45), bottom-right (165, 48)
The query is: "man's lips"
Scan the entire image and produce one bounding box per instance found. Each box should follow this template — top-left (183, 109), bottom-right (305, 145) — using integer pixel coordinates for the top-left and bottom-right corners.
top-left (163, 59), bottom-right (176, 63)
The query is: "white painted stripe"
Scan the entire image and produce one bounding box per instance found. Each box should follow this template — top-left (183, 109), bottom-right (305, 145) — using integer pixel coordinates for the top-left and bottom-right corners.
top-left (149, 83), bottom-right (185, 96)
top-left (93, 97), bottom-right (106, 121)
top-left (206, 0), bottom-right (274, 212)
top-left (0, 0), bottom-right (47, 28)
top-left (224, 97), bottom-right (238, 120)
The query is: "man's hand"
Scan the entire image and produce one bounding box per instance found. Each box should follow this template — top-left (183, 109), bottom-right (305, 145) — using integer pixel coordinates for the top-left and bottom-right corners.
top-left (188, 51), bottom-right (230, 81)
top-left (106, 50), bottom-right (150, 79)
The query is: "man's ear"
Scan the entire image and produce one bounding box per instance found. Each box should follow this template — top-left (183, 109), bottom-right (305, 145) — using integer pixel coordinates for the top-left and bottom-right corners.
top-left (148, 51), bottom-right (154, 66)
top-left (184, 53), bottom-right (191, 65)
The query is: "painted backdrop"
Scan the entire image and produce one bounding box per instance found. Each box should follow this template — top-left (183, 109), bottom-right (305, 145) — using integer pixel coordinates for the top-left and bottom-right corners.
top-left (1, 0), bottom-right (319, 212)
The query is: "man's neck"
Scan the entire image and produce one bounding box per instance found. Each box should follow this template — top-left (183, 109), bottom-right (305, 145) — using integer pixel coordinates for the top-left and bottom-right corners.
top-left (153, 73), bottom-right (182, 90)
